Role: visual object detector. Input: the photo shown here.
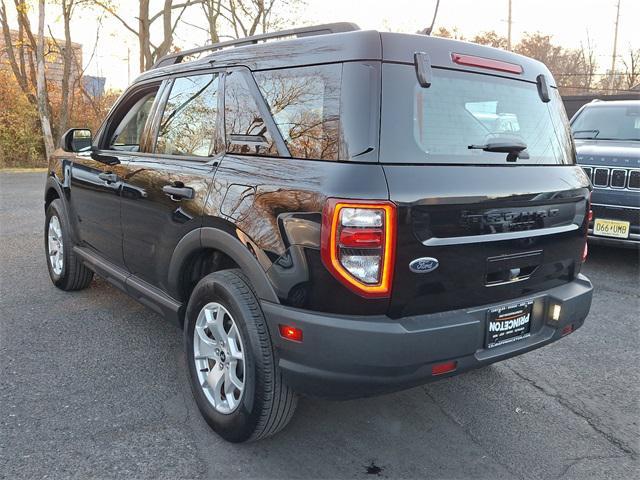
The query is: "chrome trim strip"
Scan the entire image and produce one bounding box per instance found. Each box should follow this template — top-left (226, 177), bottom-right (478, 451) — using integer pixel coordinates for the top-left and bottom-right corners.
top-left (591, 203), bottom-right (640, 210)
top-left (423, 224), bottom-right (579, 246)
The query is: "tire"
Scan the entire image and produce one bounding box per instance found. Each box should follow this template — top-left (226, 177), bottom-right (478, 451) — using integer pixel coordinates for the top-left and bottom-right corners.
top-left (45, 199), bottom-right (93, 291)
top-left (184, 269), bottom-right (297, 442)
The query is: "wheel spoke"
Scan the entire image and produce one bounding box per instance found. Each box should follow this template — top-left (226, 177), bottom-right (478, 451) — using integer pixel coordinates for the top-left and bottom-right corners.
top-left (194, 326), bottom-right (217, 358)
top-left (206, 366), bottom-right (225, 397)
top-left (209, 306), bottom-right (228, 344)
top-left (227, 335), bottom-right (243, 360)
top-left (226, 365), bottom-right (244, 391)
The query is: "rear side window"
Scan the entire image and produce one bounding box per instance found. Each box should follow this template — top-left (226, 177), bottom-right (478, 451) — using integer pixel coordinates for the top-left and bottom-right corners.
top-left (254, 64), bottom-right (341, 160)
top-left (380, 65), bottom-right (574, 165)
top-left (156, 74), bottom-right (220, 157)
top-left (224, 71), bottom-right (276, 156)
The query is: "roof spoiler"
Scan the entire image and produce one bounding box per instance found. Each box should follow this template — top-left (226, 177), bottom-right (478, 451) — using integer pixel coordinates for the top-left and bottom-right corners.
top-left (152, 22), bottom-right (360, 70)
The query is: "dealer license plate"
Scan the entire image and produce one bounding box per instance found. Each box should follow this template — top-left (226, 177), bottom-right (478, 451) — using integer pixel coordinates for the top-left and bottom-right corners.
top-left (485, 301), bottom-right (533, 349)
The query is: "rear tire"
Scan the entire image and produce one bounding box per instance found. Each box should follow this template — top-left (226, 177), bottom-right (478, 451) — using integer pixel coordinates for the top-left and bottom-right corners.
top-left (184, 269), bottom-right (297, 442)
top-left (45, 199), bottom-right (93, 291)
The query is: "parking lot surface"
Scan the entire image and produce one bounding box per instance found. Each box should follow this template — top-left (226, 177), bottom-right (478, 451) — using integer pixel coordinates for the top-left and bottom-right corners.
top-left (1, 171), bottom-right (638, 479)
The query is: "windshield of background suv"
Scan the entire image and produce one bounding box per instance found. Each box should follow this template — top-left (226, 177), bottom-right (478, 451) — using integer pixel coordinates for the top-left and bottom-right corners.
top-left (571, 104), bottom-right (640, 141)
top-left (380, 65), bottom-right (574, 165)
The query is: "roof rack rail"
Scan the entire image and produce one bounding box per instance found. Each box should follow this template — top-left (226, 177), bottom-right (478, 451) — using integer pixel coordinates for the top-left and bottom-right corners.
top-left (152, 22), bottom-right (360, 69)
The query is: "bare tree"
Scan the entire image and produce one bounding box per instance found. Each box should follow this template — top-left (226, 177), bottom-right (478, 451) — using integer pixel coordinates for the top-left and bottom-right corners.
top-left (226, 0), bottom-right (278, 38)
top-left (202, 0), bottom-right (223, 43)
top-left (621, 46), bottom-right (640, 90)
top-left (36, 0), bottom-right (54, 158)
top-left (56, 0), bottom-right (75, 137)
top-left (94, 0), bottom-right (202, 71)
top-left (0, 0), bottom-right (36, 102)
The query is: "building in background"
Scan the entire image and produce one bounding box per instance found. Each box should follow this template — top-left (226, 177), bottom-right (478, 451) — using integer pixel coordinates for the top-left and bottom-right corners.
top-left (82, 75), bottom-right (106, 97)
top-left (0, 28), bottom-right (82, 87)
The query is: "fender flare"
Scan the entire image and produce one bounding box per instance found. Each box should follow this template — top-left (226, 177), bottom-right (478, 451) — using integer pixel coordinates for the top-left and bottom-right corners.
top-left (44, 175), bottom-right (65, 208)
top-left (167, 227), bottom-right (280, 304)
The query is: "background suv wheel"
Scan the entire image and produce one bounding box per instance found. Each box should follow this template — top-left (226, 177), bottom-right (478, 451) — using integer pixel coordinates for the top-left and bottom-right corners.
top-left (184, 269), bottom-right (297, 442)
top-left (44, 199), bottom-right (93, 291)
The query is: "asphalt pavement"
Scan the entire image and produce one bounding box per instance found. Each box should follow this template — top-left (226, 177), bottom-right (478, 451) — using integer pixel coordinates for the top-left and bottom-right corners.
top-left (1, 171), bottom-right (638, 479)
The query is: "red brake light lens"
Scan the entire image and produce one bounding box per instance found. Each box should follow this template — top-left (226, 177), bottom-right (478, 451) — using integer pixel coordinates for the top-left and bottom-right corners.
top-left (451, 53), bottom-right (523, 74)
top-left (338, 228), bottom-right (383, 248)
top-left (321, 199), bottom-right (396, 298)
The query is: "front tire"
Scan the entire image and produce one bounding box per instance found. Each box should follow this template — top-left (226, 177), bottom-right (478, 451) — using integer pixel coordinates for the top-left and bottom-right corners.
top-left (45, 199), bottom-right (93, 291)
top-left (184, 269), bottom-right (297, 442)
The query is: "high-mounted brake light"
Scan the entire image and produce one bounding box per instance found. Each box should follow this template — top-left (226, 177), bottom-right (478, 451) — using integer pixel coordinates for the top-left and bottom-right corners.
top-left (321, 199), bottom-right (397, 298)
top-left (451, 53), bottom-right (523, 74)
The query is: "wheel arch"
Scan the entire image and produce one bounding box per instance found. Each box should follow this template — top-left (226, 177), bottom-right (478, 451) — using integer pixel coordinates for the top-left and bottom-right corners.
top-left (168, 227), bottom-right (279, 305)
top-left (44, 176), bottom-right (64, 210)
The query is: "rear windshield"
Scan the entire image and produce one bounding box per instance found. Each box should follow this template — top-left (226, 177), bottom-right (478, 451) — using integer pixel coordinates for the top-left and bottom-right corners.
top-left (571, 104), bottom-right (640, 141)
top-left (380, 65), bottom-right (574, 165)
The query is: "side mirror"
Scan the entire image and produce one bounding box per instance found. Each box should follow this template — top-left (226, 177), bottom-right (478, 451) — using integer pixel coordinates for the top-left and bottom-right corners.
top-left (61, 128), bottom-right (92, 152)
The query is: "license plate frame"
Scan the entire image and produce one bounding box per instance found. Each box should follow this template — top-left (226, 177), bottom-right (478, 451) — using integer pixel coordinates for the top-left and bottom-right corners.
top-left (593, 218), bottom-right (630, 239)
top-left (485, 300), bottom-right (533, 349)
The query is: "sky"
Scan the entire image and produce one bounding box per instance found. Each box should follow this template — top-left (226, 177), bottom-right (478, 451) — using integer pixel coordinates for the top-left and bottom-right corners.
top-left (5, 0), bottom-right (640, 90)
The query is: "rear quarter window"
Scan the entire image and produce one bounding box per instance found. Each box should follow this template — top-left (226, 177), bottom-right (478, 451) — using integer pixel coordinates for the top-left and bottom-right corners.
top-left (254, 64), bottom-right (341, 160)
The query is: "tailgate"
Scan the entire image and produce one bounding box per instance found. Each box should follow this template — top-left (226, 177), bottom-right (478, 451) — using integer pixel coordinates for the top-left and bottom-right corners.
top-left (384, 165), bottom-right (590, 318)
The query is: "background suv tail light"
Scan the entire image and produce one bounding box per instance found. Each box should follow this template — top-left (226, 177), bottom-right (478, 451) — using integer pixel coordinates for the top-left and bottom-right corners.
top-left (321, 199), bottom-right (396, 298)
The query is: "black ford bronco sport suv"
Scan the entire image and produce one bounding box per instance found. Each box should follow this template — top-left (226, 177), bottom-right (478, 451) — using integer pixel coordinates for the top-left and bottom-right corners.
top-left (571, 99), bottom-right (640, 248)
top-left (44, 23), bottom-right (594, 442)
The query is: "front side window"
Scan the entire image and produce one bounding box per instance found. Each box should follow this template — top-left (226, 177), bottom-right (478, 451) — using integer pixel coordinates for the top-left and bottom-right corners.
top-left (156, 74), bottom-right (220, 157)
top-left (571, 103), bottom-right (640, 141)
top-left (110, 92), bottom-right (157, 151)
top-left (254, 64), bottom-right (341, 160)
top-left (224, 70), bottom-right (276, 156)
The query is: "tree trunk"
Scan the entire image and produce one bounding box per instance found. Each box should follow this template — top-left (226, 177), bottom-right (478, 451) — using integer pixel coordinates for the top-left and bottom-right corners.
top-left (58, 0), bottom-right (74, 143)
top-left (36, 0), bottom-right (55, 159)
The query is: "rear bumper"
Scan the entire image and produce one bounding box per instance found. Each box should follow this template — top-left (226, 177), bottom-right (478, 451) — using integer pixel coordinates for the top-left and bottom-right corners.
top-left (262, 275), bottom-right (593, 399)
top-left (588, 229), bottom-right (640, 248)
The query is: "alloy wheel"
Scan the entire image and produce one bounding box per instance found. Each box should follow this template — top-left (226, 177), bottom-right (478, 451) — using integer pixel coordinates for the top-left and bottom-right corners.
top-left (47, 215), bottom-right (64, 276)
top-left (193, 302), bottom-right (245, 414)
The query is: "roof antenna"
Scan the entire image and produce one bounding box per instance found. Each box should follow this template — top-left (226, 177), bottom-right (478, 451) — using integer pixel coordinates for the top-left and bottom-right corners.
top-left (419, 0), bottom-right (440, 36)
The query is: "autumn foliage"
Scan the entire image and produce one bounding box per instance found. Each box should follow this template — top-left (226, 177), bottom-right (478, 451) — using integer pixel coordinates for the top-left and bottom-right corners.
top-left (0, 68), bottom-right (119, 168)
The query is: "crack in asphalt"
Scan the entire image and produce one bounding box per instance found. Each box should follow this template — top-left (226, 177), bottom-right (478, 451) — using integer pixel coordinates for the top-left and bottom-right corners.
top-left (504, 365), bottom-right (637, 458)
top-left (556, 454), bottom-right (627, 479)
top-left (421, 387), bottom-right (526, 480)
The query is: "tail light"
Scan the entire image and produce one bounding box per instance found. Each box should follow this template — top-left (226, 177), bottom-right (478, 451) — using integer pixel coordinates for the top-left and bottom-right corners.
top-left (321, 199), bottom-right (397, 298)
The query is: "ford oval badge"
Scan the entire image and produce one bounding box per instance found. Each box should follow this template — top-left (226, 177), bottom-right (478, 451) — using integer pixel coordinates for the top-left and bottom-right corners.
top-left (409, 257), bottom-right (439, 273)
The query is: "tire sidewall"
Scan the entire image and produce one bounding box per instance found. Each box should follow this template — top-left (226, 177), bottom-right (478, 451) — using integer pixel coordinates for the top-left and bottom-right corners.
top-left (45, 200), bottom-right (69, 286)
top-left (184, 272), bottom-right (271, 443)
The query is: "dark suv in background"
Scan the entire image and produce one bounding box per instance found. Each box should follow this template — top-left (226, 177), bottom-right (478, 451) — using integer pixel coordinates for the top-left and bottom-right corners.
top-left (571, 99), bottom-right (640, 248)
top-left (44, 23), bottom-right (593, 442)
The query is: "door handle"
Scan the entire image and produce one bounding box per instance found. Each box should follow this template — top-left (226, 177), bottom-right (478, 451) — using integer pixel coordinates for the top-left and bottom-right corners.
top-left (98, 172), bottom-right (119, 183)
top-left (163, 184), bottom-right (194, 200)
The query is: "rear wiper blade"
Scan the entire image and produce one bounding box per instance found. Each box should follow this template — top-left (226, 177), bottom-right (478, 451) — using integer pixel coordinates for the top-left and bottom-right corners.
top-left (572, 129), bottom-right (600, 139)
top-left (468, 138), bottom-right (529, 162)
